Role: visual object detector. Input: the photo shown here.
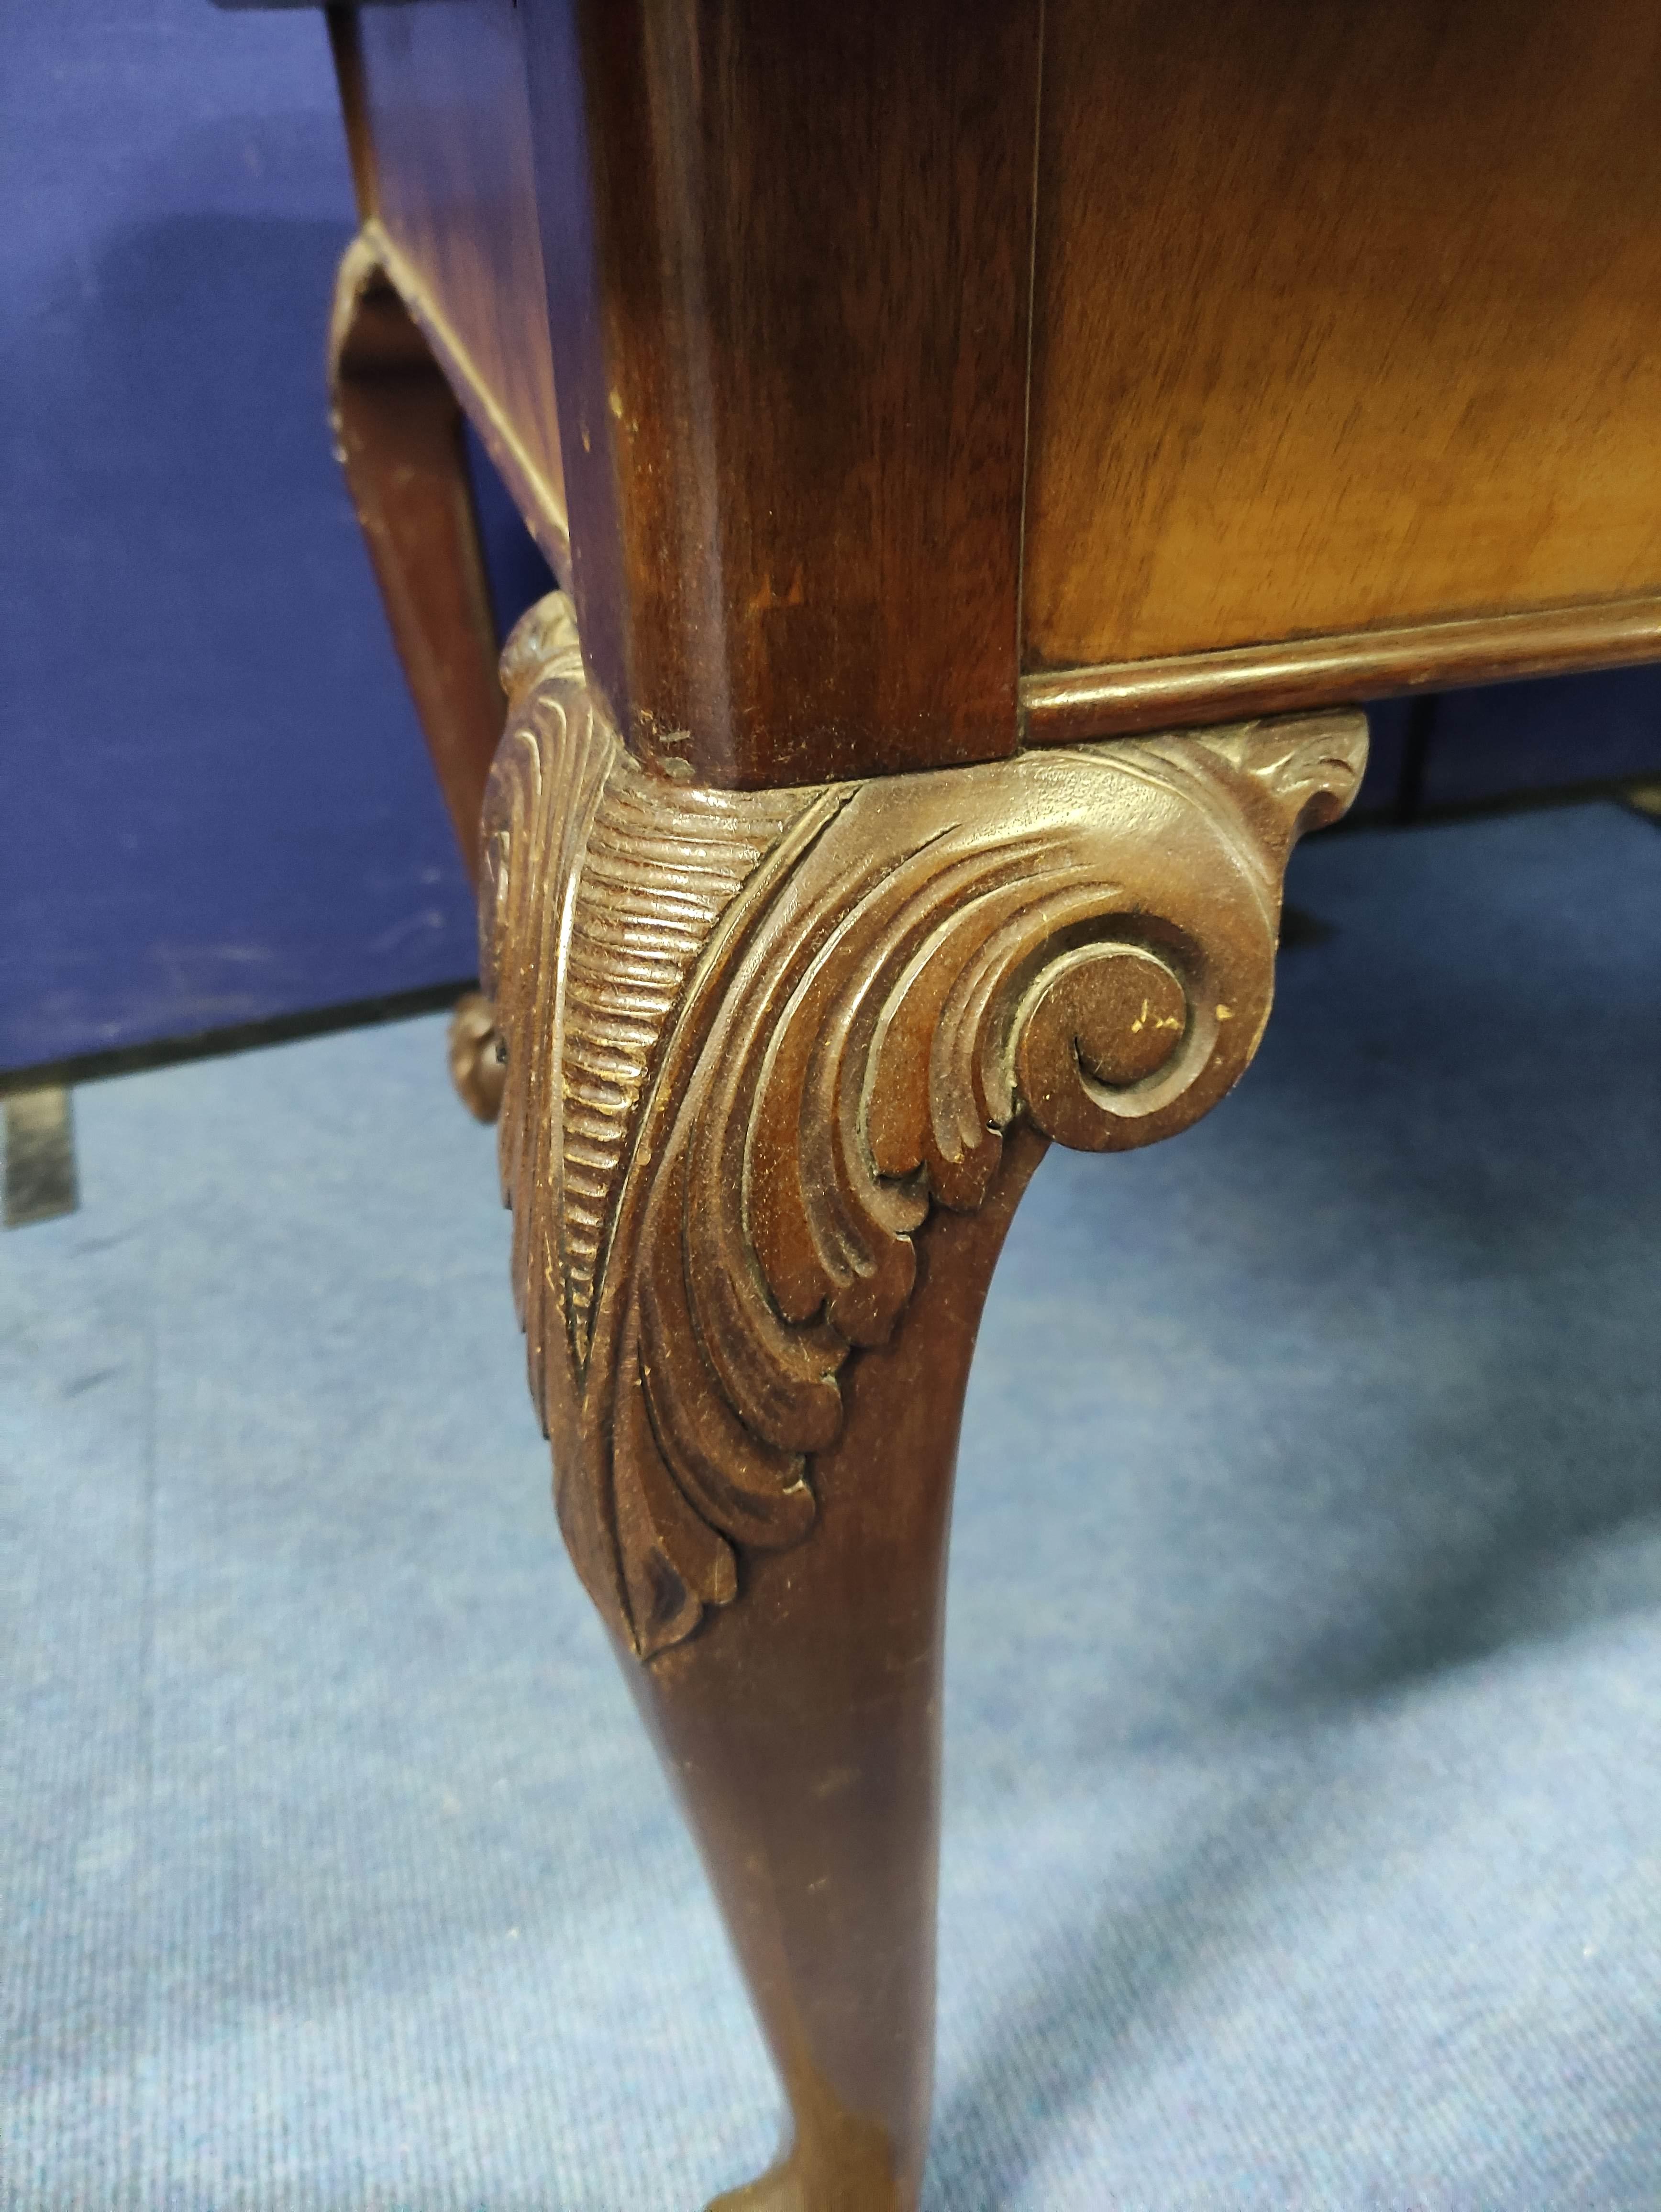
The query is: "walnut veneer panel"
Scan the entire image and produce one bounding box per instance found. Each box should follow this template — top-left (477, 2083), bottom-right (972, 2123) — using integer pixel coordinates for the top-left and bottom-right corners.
top-left (355, 0), bottom-right (567, 571)
top-left (1024, 0), bottom-right (1661, 673)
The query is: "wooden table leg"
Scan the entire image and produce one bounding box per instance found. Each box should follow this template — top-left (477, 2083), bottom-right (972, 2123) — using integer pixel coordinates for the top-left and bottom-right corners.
top-left (630, 1125), bottom-right (1043, 2209)
top-left (471, 592), bottom-right (1366, 2208)
top-left (329, 237), bottom-right (504, 876)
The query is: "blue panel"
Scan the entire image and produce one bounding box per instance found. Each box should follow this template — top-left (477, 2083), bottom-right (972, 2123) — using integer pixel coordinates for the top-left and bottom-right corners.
top-left (1426, 665), bottom-right (1661, 807)
top-left (1349, 671), bottom-right (1661, 825)
top-left (0, 0), bottom-right (487, 1073)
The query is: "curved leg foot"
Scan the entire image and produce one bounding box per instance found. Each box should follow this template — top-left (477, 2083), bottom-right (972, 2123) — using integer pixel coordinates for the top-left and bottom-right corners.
top-left (637, 1130), bottom-right (1044, 2211)
top-left (473, 595), bottom-right (1367, 2205)
top-left (703, 2138), bottom-right (889, 2212)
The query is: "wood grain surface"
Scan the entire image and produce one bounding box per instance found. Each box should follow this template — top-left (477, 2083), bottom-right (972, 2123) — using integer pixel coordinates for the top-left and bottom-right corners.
top-left (519, 0), bottom-right (1043, 786)
top-left (1021, 597), bottom-right (1661, 743)
top-left (353, 0), bottom-right (570, 576)
top-left (471, 589), bottom-right (1366, 2207)
top-left (1023, 0), bottom-right (1661, 674)
top-left (329, 238), bottom-right (507, 873)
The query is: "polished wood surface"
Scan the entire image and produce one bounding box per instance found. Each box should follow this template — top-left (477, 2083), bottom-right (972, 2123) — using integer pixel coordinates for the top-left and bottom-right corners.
top-left (516, 0), bottom-right (1042, 786)
top-left (636, 1132), bottom-right (1047, 2212)
top-left (349, 0), bottom-right (571, 579)
top-left (1022, 597), bottom-right (1661, 744)
top-left (1024, 0), bottom-right (1661, 687)
top-left (329, 237), bottom-right (505, 876)
top-left (471, 590), bottom-right (1366, 2205)
top-left (340, 0), bottom-right (1661, 763)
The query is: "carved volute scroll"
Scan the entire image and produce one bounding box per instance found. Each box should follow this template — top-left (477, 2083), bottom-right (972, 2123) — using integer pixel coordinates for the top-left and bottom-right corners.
top-left (476, 593), bottom-right (1367, 1661)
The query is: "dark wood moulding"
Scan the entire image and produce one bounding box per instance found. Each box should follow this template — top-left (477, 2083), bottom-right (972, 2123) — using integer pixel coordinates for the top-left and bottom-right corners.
top-left (1022, 598), bottom-right (1661, 747)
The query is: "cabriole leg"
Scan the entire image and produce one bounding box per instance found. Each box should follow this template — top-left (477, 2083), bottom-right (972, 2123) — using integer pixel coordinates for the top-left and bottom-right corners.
top-left (637, 1128), bottom-right (1044, 2209)
top-left (469, 593), bottom-right (1366, 2208)
top-left (330, 237), bottom-right (504, 874)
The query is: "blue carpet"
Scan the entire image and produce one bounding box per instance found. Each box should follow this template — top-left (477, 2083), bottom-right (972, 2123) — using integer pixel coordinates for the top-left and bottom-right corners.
top-left (3, 802), bottom-right (1659, 2209)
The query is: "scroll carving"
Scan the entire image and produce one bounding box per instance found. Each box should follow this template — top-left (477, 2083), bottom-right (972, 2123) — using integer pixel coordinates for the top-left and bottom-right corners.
top-left (476, 594), bottom-right (1367, 1660)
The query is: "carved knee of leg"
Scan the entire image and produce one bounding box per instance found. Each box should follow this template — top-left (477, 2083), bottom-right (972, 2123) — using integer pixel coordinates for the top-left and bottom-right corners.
top-left (471, 591), bottom-right (1366, 2205)
top-left (476, 591), bottom-right (1364, 1662)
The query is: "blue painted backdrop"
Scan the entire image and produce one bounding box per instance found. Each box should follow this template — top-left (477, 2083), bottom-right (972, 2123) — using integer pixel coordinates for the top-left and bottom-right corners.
top-left (2, 2), bottom-right (1657, 1075)
top-left (1, 0), bottom-right (492, 1073)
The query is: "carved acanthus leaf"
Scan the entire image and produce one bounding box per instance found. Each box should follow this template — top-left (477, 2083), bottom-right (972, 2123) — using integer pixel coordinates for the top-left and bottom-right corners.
top-left (480, 594), bottom-right (1366, 1659)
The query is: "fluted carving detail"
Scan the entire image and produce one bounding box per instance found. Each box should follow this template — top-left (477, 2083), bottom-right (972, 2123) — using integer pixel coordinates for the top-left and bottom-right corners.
top-left (478, 594), bottom-right (1366, 1659)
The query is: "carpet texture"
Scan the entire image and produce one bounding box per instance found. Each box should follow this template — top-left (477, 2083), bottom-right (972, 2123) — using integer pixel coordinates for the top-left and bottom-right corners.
top-left (3, 801), bottom-right (1659, 2209)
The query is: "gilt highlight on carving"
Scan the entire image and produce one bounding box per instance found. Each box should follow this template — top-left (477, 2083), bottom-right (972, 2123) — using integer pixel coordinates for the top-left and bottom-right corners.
top-left (476, 594), bottom-right (1366, 1661)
